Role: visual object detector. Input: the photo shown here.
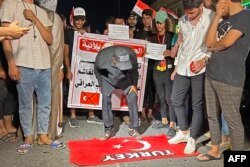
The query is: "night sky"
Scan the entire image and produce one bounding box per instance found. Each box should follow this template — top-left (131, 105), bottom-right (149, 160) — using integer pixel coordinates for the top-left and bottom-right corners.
top-left (57, 0), bottom-right (138, 32)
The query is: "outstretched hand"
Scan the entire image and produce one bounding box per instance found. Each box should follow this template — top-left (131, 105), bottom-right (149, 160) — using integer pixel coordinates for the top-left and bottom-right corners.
top-left (8, 21), bottom-right (29, 39)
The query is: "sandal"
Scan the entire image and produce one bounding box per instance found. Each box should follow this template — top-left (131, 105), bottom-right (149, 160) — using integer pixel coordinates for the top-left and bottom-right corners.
top-left (99, 130), bottom-right (115, 141)
top-left (0, 132), bottom-right (20, 143)
top-left (50, 140), bottom-right (66, 149)
top-left (38, 140), bottom-right (65, 149)
top-left (16, 144), bottom-right (33, 155)
top-left (197, 153), bottom-right (222, 162)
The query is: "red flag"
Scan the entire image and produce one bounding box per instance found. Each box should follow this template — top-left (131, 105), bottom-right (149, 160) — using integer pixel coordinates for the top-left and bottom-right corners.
top-left (70, 7), bottom-right (74, 27)
top-left (160, 7), bottom-right (179, 20)
top-left (80, 92), bottom-right (100, 105)
top-left (68, 134), bottom-right (199, 166)
top-left (132, 0), bottom-right (156, 17)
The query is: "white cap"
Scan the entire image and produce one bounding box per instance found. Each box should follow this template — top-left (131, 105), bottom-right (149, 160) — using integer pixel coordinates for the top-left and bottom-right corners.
top-left (74, 7), bottom-right (86, 17)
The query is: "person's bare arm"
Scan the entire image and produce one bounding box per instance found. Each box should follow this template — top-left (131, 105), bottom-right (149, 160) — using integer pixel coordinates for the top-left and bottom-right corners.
top-left (170, 33), bottom-right (183, 58)
top-left (0, 62), bottom-right (7, 80)
top-left (63, 44), bottom-right (72, 80)
top-left (206, 0), bottom-right (242, 52)
top-left (1, 38), bottom-right (21, 81)
top-left (23, 9), bottom-right (52, 44)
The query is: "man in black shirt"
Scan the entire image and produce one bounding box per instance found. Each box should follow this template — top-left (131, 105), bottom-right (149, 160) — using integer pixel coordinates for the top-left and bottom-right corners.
top-left (94, 45), bottom-right (142, 140)
top-left (198, 0), bottom-right (250, 161)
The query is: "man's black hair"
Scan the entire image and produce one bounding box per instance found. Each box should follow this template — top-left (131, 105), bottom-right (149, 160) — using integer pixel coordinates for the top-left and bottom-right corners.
top-left (182, 0), bottom-right (203, 10)
top-left (142, 9), bottom-right (153, 17)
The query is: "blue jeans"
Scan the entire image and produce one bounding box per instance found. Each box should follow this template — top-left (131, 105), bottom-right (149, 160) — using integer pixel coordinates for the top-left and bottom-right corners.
top-left (221, 113), bottom-right (230, 136)
top-left (17, 67), bottom-right (51, 137)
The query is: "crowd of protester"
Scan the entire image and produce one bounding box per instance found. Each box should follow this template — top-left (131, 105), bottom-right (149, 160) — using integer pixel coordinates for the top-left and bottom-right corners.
top-left (0, 0), bottom-right (250, 162)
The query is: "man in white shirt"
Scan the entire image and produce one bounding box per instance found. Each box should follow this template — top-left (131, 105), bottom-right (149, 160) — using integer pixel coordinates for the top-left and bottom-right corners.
top-left (168, 0), bottom-right (214, 154)
top-left (1, 0), bottom-right (64, 154)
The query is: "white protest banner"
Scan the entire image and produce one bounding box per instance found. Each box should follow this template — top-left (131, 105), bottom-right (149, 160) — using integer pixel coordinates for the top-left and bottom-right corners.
top-left (68, 33), bottom-right (148, 111)
top-left (108, 24), bottom-right (129, 40)
top-left (145, 42), bottom-right (166, 60)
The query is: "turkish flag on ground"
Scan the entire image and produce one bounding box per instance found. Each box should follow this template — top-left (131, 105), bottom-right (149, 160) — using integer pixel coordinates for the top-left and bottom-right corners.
top-left (68, 134), bottom-right (199, 166)
top-left (80, 92), bottom-right (100, 105)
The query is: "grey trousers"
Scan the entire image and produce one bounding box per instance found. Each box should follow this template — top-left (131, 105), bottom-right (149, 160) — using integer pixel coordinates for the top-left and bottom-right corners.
top-left (153, 70), bottom-right (176, 122)
top-left (205, 77), bottom-right (244, 150)
top-left (101, 79), bottom-right (139, 132)
top-left (171, 73), bottom-right (204, 139)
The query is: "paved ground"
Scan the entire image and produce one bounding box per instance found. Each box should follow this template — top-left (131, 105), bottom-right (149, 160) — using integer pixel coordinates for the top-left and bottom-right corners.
top-left (0, 112), bottom-right (248, 167)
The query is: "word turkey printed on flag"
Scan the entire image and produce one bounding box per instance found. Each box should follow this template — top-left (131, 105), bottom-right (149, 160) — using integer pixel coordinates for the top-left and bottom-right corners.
top-left (68, 134), bottom-right (199, 166)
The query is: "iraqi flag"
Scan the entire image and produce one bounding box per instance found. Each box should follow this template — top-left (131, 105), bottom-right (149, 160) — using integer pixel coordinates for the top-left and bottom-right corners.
top-left (132, 0), bottom-right (156, 17)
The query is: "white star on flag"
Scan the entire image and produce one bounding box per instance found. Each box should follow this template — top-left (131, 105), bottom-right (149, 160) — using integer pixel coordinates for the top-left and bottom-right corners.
top-left (112, 144), bottom-right (123, 149)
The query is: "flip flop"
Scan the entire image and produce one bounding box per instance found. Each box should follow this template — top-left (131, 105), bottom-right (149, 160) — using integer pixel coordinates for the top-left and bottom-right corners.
top-left (38, 140), bottom-right (66, 149)
top-left (197, 153), bottom-right (222, 162)
top-left (50, 140), bottom-right (66, 149)
top-left (16, 144), bottom-right (33, 155)
top-left (0, 133), bottom-right (20, 143)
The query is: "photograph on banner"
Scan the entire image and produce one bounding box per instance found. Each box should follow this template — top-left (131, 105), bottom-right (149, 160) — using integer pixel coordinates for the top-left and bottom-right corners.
top-left (108, 24), bottom-right (129, 40)
top-left (67, 32), bottom-right (148, 111)
top-left (145, 42), bottom-right (166, 60)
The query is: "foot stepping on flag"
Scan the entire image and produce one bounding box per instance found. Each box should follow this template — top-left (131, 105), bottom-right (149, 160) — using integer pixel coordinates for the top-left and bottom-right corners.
top-left (68, 134), bottom-right (199, 166)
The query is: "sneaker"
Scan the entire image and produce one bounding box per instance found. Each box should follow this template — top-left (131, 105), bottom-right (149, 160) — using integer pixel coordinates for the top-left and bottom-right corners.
top-left (99, 130), bottom-right (116, 141)
top-left (152, 121), bottom-right (169, 129)
top-left (128, 129), bottom-right (142, 140)
top-left (167, 127), bottom-right (176, 138)
top-left (68, 118), bottom-right (80, 128)
top-left (184, 137), bottom-right (196, 154)
top-left (168, 131), bottom-right (189, 144)
top-left (204, 131), bottom-right (211, 138)
top-left (87, 116), bottom-right (103, 124)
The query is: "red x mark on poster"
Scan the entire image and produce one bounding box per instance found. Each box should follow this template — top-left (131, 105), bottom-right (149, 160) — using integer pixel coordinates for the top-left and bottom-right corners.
top-left (80, 92), bottom-right (100, 105)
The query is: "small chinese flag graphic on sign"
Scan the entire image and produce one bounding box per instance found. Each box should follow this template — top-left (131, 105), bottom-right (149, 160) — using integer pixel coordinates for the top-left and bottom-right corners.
top-left (80, 92), bottom-right (100, 105)
top-left (120, 95), bottom-right (128, 107)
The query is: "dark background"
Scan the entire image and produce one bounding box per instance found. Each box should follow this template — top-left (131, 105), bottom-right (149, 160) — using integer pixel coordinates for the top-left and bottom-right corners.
top-left (57, 0), bottom-right (138, 33)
